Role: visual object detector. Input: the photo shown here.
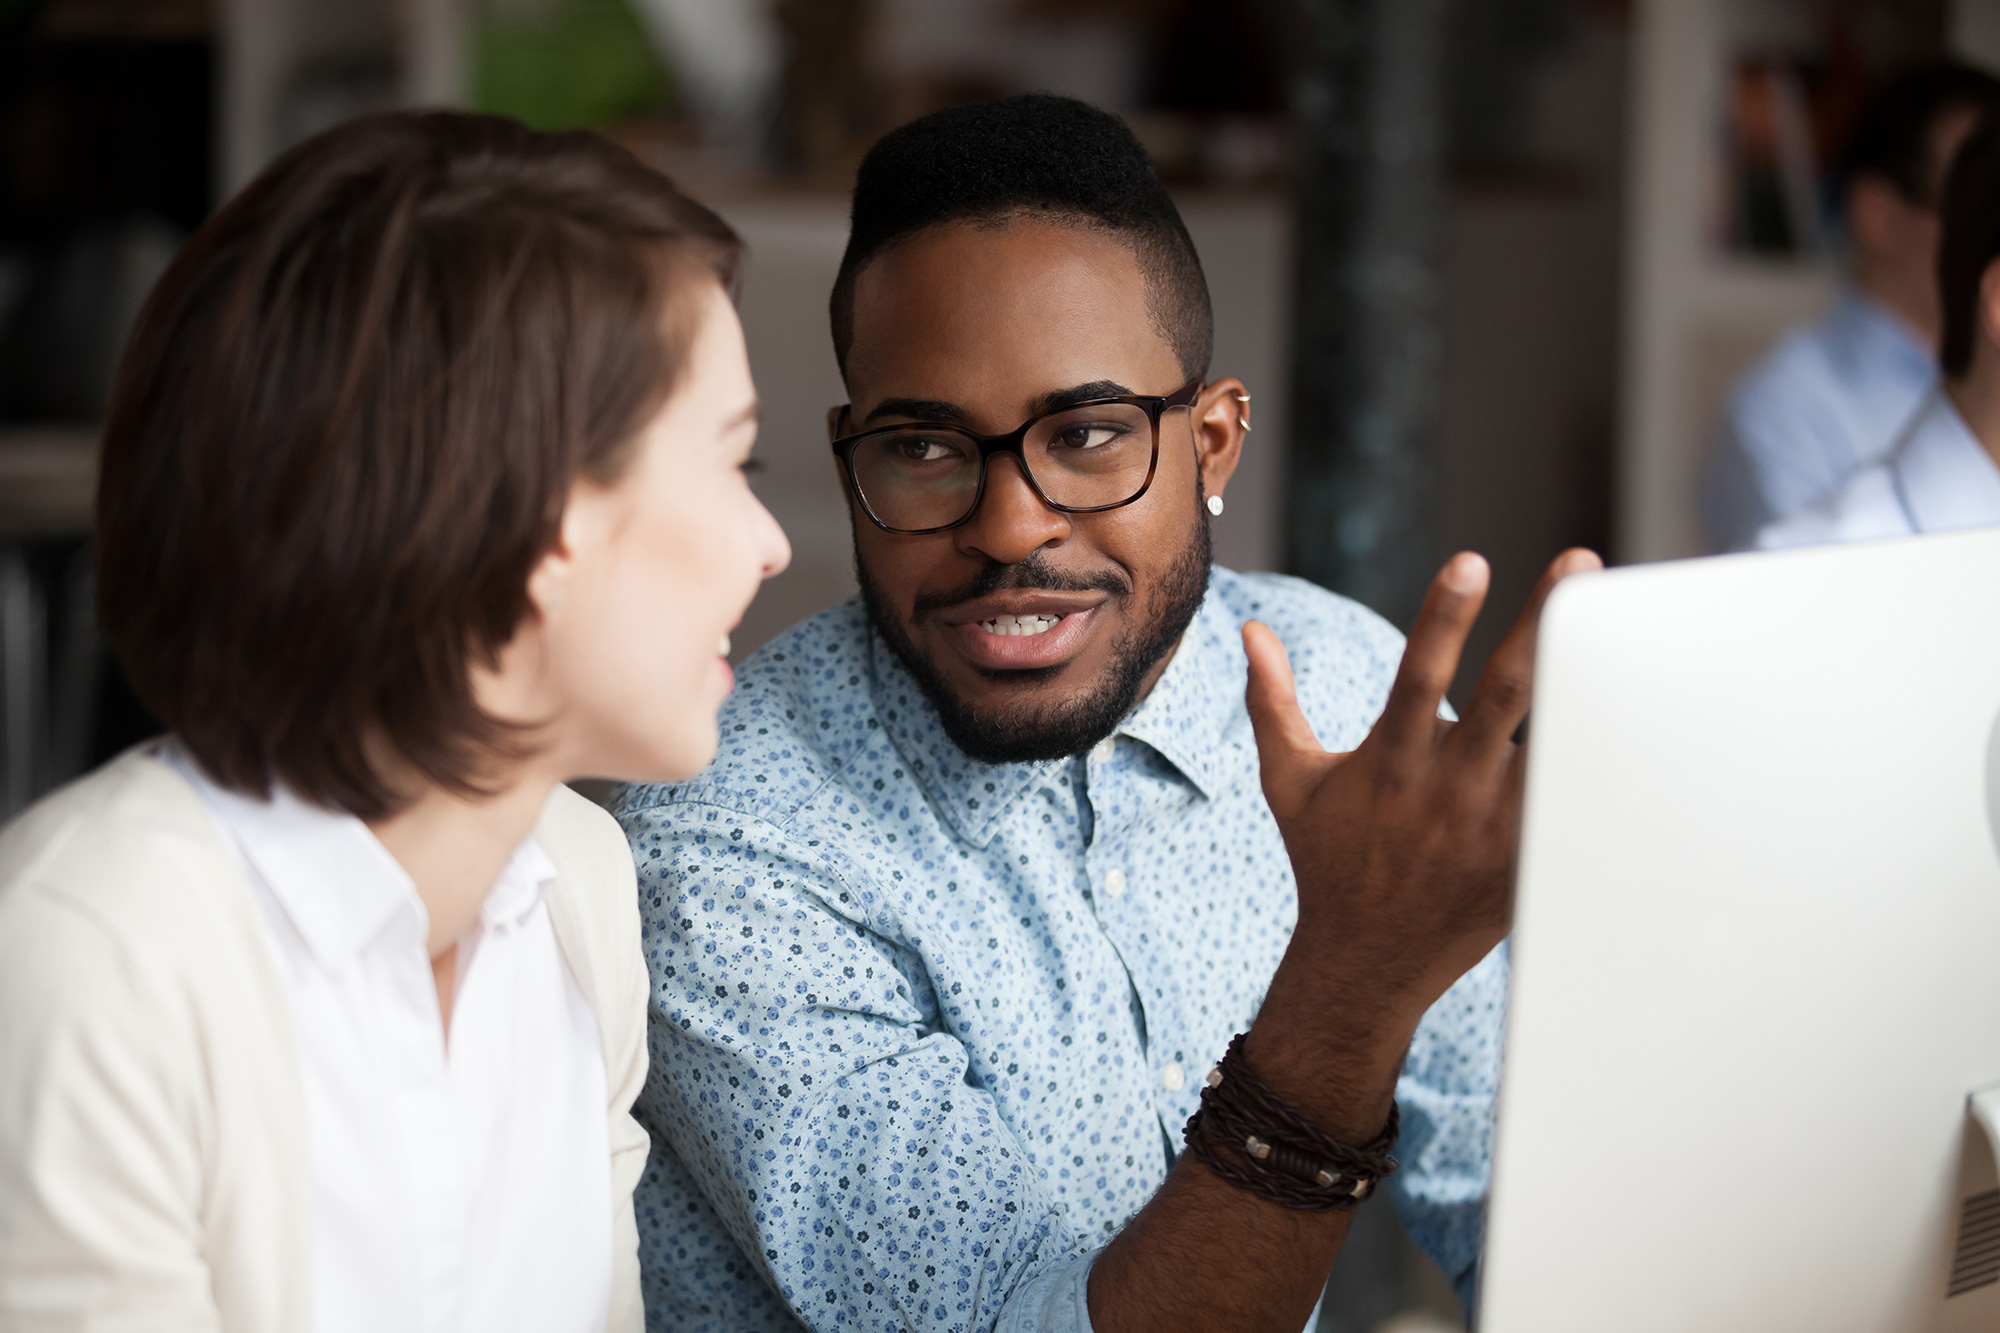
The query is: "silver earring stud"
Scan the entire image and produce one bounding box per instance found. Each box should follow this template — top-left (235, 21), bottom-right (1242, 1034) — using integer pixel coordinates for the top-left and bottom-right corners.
top-left (1233, 392), bottom-right (1251, 403)
top-left (1206, 495), bottom-right (1225, 516)
top-left (1238, 417), bottom-right (1252, 432)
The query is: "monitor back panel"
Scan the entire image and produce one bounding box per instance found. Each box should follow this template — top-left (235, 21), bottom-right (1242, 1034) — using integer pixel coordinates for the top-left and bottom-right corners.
top-left (1482, 529), bottom-right (2000, 1333)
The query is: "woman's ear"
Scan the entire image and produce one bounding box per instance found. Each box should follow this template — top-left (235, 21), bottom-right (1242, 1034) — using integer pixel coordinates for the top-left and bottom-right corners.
top-left (527, 479), bottom-right (618, 621)
top-left (1192, 376), bottom-right (1250, 502)
top-left (525, 539), bottom-right (573, 622)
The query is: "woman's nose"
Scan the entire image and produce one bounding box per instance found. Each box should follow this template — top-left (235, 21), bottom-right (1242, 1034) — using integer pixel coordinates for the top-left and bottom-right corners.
top-left (756, 496), bottom-right (793, 579)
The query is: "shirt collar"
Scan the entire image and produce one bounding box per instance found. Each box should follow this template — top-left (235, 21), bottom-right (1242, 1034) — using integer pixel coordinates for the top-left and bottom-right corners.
top-left (1117, 580), bottom-right (1237, 800)
top-left (164, 742), bottom-right (556, 972)
top-left (866, 574), bottom-right (1235, 845)
top-left (1892, 389), bottom-right (2000, 534)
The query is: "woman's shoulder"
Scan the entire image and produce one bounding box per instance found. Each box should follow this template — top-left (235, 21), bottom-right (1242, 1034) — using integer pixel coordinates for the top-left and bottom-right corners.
top-left (0, 746), bottom-right (286, 1082)
top-left (538, 784), bottom-right (637, 900)
top-left (536, 785), bottom-right (642, 999)
top-left (0, 746), bottom-right (258, 956)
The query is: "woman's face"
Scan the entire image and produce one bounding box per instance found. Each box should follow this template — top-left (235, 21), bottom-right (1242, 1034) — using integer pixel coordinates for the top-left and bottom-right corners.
top-left (502, 278), bottom-right (790, 785)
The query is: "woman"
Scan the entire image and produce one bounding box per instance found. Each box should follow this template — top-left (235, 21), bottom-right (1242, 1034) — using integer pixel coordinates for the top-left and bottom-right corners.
top-left (0, 112), bottom-right (788, 1331)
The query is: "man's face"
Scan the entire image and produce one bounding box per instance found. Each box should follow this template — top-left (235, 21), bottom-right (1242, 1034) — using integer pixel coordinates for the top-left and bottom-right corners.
top-left (837, 218), bottom-right (1245, 762)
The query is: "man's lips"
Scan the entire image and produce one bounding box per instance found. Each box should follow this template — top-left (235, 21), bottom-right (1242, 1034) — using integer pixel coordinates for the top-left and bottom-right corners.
top-left (934, 593), bottom-right (1109, 671)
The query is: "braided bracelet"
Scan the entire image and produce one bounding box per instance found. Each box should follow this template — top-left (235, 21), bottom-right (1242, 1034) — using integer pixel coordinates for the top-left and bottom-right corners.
top-left (1180, 1033), bottom-right (1400, 1212)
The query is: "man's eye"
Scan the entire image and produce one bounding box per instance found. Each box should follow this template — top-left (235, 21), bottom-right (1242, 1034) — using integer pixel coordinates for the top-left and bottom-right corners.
top-left (896, 436), bottom-right (959, 462)
top-left (1053, 424), bottom-right (1126, 451)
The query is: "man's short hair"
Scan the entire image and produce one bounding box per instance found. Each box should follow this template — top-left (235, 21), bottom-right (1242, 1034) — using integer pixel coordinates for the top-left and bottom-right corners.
top-left (1843, 62), bottom-right (2000, 208)
top-left (1938, 108), bottom-right (2000, 376)
top-left (829, 94), bottom-right (1213, 382)
top-left (97, 111), bottom-right (740, 818)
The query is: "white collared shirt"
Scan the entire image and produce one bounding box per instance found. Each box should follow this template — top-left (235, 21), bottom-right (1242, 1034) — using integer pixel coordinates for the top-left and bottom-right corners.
top-left (1754, 386), bottom-right (2000, 549)
top-left (165, 746), bottom-right (612, 1333)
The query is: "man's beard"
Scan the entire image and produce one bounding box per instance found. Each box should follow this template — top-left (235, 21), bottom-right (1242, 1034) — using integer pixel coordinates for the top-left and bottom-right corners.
top-left (858, 506), bottom-right (1213, 765)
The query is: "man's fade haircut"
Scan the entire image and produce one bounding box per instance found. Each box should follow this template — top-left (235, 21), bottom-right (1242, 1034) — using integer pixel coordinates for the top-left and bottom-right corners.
top-left (1937, 108), bottom-right (2000, 377)
top-left (1843, 61), bottom-right (2000, 208)
top-left (97, 111), bottom-right (740, 819)
top-left (830, 93), bottom-right (1212, 382)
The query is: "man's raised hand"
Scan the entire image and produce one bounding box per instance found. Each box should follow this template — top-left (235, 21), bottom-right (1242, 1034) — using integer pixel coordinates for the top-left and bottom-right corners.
top-left (1239, 548), bottom-right (1600, 1124)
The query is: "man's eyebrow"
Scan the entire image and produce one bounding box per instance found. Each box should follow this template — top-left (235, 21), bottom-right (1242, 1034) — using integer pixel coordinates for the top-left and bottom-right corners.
top-left (861, 381), bottom-right (1139, 429)
top-left (863, 397), bottom-right (971, 425)
top-left (1027, 381), bottom-right (1134, 416)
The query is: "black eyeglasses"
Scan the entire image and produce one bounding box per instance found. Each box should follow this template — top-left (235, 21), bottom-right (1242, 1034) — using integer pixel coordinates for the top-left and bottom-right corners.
top-left (830, 380), bottom-right (1204, 535)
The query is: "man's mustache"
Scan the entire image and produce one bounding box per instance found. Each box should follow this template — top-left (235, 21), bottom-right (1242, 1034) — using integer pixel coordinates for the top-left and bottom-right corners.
top-left (911, 553), bottom-right (1131, 618)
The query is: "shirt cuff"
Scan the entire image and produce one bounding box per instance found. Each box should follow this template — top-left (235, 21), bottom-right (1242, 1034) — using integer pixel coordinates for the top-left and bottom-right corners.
top-left (993, 1248), bottom-right (1099, 1333)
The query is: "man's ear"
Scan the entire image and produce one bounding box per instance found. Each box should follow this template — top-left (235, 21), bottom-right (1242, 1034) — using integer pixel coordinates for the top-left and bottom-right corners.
top-left (826, 404), bottom-right (845, 442)
top-left (1190, 376), bottom-right (1249, 501)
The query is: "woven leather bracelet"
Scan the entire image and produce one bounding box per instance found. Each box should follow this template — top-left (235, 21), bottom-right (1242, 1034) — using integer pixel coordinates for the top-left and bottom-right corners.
top-left (1181, 1033), bottom-right (1400, 1212)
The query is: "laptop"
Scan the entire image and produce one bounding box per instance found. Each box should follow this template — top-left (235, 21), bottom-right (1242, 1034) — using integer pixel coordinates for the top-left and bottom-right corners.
top-left (1480, 527), bottom-right (2000, 1332)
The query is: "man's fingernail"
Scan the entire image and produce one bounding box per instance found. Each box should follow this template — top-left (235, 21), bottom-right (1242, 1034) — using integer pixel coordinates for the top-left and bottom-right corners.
top-left (1442, 553), bottom-right (1485, 593)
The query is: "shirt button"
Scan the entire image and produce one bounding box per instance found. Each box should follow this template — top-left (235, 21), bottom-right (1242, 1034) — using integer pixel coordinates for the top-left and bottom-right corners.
top-left (1102, 867), bottom-right (1127, 898)
top-left (1162, 1062), bottom-right (1185, 1092)
top-left (1091, 737), bottom-right (1116, 764)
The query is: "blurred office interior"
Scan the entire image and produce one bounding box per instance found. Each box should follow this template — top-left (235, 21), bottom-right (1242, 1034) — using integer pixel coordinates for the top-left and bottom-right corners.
top-left (0, 0), bottom-right (1990, 1327)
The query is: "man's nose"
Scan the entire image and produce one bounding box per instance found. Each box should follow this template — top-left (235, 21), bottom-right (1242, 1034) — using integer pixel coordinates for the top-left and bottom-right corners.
top-left (954, 453), bottom-right (1069, 566)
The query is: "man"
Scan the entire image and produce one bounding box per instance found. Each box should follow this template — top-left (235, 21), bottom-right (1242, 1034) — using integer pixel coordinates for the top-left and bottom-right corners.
top-left (1701, 63), bottom-right (2000, 552)
top-left (1758, 109), bottom-right (2000, 548)
top-left (616, 95), bottom-right (1593, 1332)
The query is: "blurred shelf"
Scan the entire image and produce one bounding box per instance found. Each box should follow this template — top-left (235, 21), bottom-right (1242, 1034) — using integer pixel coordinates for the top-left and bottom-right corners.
top-left (0, 424), bottom-right (98, 540)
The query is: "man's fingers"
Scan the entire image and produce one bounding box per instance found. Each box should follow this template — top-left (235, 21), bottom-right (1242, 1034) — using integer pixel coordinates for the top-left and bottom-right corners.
top-left (1455, 547), bottom-right (1603, 756)
top-left (1243, 621), bottom-right (1327, 803)
top-left (1375, 553), bottom-right (1490, 755)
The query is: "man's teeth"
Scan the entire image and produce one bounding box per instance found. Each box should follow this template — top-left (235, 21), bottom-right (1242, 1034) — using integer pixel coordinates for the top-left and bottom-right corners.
top-left (978, 613), bottom-right (1062, 637)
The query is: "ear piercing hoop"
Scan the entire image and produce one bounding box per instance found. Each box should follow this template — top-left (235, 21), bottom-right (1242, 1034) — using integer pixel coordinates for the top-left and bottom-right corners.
top-left (1206, 391), bottom-right (1249, 516)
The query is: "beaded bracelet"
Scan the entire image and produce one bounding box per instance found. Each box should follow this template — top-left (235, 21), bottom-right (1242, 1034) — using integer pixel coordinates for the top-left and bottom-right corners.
top-left (1181, 1033), bottom-right (1400, 1212)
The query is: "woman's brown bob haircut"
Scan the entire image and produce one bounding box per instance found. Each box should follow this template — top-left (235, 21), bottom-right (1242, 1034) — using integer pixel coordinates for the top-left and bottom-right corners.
top-left (97, 111), bottom-right (740, 819)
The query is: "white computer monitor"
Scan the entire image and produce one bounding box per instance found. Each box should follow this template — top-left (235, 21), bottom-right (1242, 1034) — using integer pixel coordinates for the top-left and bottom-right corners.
top-left (1480, 527), bottom-right (2000, 1333)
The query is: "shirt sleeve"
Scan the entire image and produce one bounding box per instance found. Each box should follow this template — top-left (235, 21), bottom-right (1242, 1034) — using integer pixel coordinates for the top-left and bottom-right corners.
top-left (1698, 409), bottom-right (1780, 553)
top-left (622, 797), bottom-right (1100, 1333)
top-left (0, 886), bottom-right (222, 1331)
top-left (1702, 347), bottom-right (1859, 552)
top-left (1385, 940), bottom-right (1508, 1302)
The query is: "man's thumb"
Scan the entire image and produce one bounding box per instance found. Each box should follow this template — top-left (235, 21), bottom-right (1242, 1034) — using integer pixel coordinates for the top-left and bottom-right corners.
top-left (1243, 621), bottom-right (1325, 796)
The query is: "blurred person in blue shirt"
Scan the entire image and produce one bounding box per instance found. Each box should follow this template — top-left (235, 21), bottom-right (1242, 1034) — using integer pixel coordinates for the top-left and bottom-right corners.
top-left (1702, 63), bottom-right (2000, 551)
top-left (614, 96), bottom-right (1596, 1333)
top-left (1759, 108), bottom-right (2000, 548)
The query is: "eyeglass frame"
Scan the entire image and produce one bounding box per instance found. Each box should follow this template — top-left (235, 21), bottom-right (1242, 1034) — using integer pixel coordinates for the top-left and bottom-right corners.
top-left (828, 379), bottom-right (1206, 535)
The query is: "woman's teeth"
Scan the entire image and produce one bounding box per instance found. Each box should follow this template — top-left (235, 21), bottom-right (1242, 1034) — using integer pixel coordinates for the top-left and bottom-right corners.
top-left (978, 613), bottom-right (1061, 637)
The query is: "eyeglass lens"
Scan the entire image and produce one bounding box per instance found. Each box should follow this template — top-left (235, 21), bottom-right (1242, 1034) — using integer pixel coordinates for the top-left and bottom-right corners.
top-left (848, 401), bottom-right (1158, 531)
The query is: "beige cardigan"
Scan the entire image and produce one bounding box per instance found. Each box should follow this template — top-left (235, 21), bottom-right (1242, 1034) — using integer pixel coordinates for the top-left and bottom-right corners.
top-left (0, 747), bottom-right (650, 1331)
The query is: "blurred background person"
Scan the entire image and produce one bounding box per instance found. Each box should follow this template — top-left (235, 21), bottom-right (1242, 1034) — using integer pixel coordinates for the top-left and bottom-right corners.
top-left (1757, 108), bottom-right (2000, 549)
top-left (1700, 61), bottom-right (2000, 552)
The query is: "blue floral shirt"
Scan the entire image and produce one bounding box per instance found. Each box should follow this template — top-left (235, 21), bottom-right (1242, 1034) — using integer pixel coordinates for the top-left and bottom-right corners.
top-left (613, 567), bottom-right (1505, 1333)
